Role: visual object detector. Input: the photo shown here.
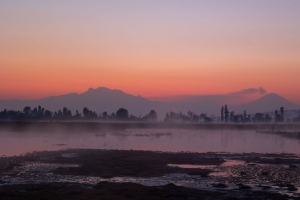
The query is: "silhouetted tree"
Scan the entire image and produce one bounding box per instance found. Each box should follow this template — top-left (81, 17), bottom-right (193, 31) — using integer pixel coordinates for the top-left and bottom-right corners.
top-left (63, 107), bottom-right (72, 117)
top-left (204, 116), bottom-right (212, 123)
top-left (221, 106), bottom-right (224, 122)
top-left (191, 113), bottom-right (199, 123)
top-left (165, 112), bottom-right (170, 122)
top-left (224, 105), bottom-right (229, 123)
top-left (230, 111), bottom-right (234, 122)
top-left (265, 114), bottom-right (272, 123)
top-left (44, 110), bottom-right (52, 118)
top-left (148, 110), bottom-right (158, 121)
top-left (82, 107), bottom-right (97, 118)
top-left (102, 111), bottom-right (108, 119)
top-left (83, 107), bottom-right (89, 117)
top-left (116, 108), bottom-right (129, 120)
top-left (275, 110), bottom-right (280, 123)
top-left (110, 112), bottom-right (116, 120)
top-left (23, 106), bottom-right (31, 116)
top-left (130, 114), bottom-right (138, 120)
top-left (252, 113), bottom-right (265, 123)
top-left (57, 109), bottom-right (63, 117)
top-left (280, 107), bottom-right (284, 122)
top-left (32, 107), bottom-right (38, 117)
top-left (74, 110), bottom-right (81, 118)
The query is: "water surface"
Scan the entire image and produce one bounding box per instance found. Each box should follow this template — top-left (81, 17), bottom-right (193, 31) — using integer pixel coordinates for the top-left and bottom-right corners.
top-left (1, 129), bottom-right (299, 156)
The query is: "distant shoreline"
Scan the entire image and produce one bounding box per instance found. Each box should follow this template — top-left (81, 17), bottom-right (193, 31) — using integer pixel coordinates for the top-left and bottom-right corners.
top-left (0, 121), bottom-right (300, 133)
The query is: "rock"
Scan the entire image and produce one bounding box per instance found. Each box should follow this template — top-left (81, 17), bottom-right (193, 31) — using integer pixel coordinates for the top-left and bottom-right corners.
top-left (262, 186), bottom-right (271, 190)
top-left (239, 185), bottom-right (252, 190)
top-left (240, 171), bottom-right (246, 175)
top-left (56, 167), bottom-right (65, 170)
top-left (287, 185), bottom-right (297, 191)
top-left (261, 171), bottom-right (269, 176)
top-left (212, 183), bottom-right (228, 188)
top-left (274, 158), bottom-right (282, 164)
top-left (237, 184), bottom-right (252, 190)
top-left (166, 183), bottom-right (176, 187)
top-left (276, 184), bottom-right (286, 188)
top-left (5, 163), bottom-right (23, 170)
top-left (289, 165), bottom-right (298, 169)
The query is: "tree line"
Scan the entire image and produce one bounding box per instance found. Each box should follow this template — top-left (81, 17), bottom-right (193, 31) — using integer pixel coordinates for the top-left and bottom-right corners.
top-left (220, 105), bottom-right (300, 124)
top-left (0, 105), bottom-right (299, 123)
top-left (0, 106), bottom-right (158, 121)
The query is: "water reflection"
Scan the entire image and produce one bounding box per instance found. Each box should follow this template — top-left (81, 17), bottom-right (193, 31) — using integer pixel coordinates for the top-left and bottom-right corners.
top-left (0, 129), bottom-right (299, 156)
top-left (168, 160), bottom-right (245, 169)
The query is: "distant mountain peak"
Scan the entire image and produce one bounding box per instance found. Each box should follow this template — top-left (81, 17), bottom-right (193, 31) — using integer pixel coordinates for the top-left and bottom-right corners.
top-left (86, 87), bottom-right (94, 93)
top-left (85, 87), bottom-right (111, 93)
top-left (258, 93), bottom-right (286, 101)
top-left (82, 87), bottom-right (144, 100)
top-left (234, 92), bottom-right (299, 114)
top-left (266, 92), bottom-right (279, 97)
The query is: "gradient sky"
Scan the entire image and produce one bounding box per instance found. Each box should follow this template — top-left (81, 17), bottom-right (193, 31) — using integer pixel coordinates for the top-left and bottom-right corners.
top-left (1, 0), bottom-right (300, 103)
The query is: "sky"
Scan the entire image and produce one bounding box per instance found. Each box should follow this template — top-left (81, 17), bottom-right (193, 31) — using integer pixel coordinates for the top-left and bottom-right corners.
top-left (0, 0), bottom-right (300, 103)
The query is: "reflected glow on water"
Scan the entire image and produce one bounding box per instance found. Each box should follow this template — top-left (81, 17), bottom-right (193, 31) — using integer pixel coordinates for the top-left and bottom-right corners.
top-left (0, 129), bottom-right (299, 156)
top-left (168, 159), bottom-right (245, 169)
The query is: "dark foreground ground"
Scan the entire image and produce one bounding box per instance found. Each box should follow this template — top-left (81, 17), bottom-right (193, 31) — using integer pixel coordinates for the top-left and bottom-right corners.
top-left (0, 181), bottom-right (295, 200)
top-left (1, 149), bottom-right (300, 199)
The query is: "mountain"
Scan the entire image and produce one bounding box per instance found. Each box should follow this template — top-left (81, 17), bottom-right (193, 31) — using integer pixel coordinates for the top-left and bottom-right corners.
top-left (233, 93), bottom-right (300, 114)
top-left (0, 87), bottom-right (299, 119)
top-left (0, 87), bottom-right (166, 118)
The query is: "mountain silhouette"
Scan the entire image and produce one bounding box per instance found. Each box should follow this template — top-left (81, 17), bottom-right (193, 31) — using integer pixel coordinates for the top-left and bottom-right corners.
top-left (0, 88), bottom-right (299, 119)
top-left (233, 93), bottom-right (299, 114)
top-left (0, 87), bottom-right (165, 118)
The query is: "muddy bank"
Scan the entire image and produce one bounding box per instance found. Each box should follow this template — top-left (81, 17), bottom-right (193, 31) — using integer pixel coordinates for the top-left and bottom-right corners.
top-left (1, 149), bottom-right (300, 199)
top-left (1, 149), bottom-right (223, 178)
top-left (1, 181), bottom-right (296, 200)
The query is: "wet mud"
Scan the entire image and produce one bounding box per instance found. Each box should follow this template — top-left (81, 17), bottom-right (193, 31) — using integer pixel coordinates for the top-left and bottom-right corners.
top-left (1, 149), bottom-right (300, 199)
top-left (0, 181), bottom-right (296, 200)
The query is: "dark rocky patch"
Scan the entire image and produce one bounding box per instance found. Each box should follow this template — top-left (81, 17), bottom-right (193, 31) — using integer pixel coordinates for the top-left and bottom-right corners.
top-left (0, 182), bottom-right (296, 200)
top-left (212, 183), bottom-right (228, 188)
top-left (1, 149), bottom-right (300, 199)
top-left (240, 171), bottom-right (247, 175)
top-left (261, 171), bottom-right (269, 176)
top-left (237, 184), bottom-right (252, 190)
top-left (290, 165), bottom-right (298, 169)
top-left (1, 149), bottom-right (223, 178)
top-left (262, 186), bottom-right (272, 190)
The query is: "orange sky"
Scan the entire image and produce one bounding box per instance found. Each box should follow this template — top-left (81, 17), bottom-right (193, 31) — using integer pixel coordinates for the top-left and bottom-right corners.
top-left (1, 1), bottom-right (300, 104)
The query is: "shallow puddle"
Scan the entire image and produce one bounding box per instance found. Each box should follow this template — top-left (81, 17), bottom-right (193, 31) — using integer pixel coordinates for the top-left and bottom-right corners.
top-left (168, 159), bottom-right (245, 169)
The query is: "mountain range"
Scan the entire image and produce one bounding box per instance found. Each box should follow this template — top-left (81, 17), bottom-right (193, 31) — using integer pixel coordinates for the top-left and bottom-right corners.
top-left (0, 87), bottom-right (299, 119)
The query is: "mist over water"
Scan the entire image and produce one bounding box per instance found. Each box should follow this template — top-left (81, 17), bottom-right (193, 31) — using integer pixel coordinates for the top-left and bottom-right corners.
top-left (1, 129), bottom-right (299, 157)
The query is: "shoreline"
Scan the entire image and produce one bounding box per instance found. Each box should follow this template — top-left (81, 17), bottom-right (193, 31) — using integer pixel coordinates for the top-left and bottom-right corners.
top-left (1, 121), bottom-right (300, 132)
